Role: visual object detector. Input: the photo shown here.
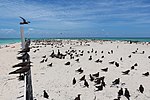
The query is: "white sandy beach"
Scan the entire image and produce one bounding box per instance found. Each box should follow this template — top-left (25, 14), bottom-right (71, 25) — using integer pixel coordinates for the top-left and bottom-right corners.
top-left (0, 40), bottom-right (150, 100)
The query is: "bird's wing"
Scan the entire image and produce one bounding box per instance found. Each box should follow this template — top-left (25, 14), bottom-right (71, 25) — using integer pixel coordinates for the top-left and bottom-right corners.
top-left (19, 16), bottom-right (26, 22)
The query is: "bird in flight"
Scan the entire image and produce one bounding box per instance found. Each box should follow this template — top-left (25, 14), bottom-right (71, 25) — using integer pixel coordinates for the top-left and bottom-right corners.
top-left (19, 16), bottom-right (30, 24)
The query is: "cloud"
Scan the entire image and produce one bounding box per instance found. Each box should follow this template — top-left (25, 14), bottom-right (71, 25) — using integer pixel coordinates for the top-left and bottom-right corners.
top-left (0, 0), bottom-right (150, 37)
top-left (0, 28), bottom-right (16, 34)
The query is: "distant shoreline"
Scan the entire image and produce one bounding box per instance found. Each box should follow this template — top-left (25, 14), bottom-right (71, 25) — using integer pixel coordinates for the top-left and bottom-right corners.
top-left (1, 37), bottom-right (150, 45)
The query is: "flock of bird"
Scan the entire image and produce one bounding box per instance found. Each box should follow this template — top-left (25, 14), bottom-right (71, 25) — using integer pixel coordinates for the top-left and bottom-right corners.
top-left (9, 39), bottom-right (31, 80)
top-left (20, 39), bottom-right (150, 99)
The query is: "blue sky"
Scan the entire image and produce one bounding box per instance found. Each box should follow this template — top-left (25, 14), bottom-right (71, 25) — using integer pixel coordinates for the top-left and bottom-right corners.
top-left (0, 0), bottom-right (150, 38)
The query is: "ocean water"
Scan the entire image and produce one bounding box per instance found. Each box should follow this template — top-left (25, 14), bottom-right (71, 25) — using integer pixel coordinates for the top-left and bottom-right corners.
top-left (0, 38), bottom-right (21, 45)
top-left (0, 37), bottom-right (150, 45)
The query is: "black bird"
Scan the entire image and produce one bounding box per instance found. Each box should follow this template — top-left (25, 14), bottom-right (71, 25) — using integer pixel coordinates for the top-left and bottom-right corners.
top-left (92, 72), bottom-right (99, 77)
top-left (134, 63), bottom-right (138, 66)
top-left (112, 78), bottom-right (120, 85)
top-left (65, 61), bottom-right (70, 65)
top-left (43, 90), bottom-right (49, 99)
top-left (9, 65), bottom-right (31, 74)
top-left (17, 52), bottom-right (30, 62)
top-left (109, 61), bottom-right (115, 64)
top-left (95, 84), bottom-right (103, 91)
top-left (89, 56), bottom-right (92, 60)
top-left (101, 80), bottom-right (106, 87)
top-left (42, 55), bottom-right (46, 58)
top-left (95, 59), bottom-right (100, 63)
top-left (74, 94), bottom-right (81, 100)
top-left (101, 67), bottom-right (108, 72)
top-left (75, 58), bottom-right (79, 62)
top-left (118, 88), bottom-right (123, 97)
top-left (101, 56), bottom-right (104, 58)
top-left (122, 70), bottom-right (130, 75)
top-left (84, 79), bottom-right (89, 88)
top-left (128, 55), bottom-right (131, 58)
top-left (89, 74), bottom-right (94, 81)
top-left (142, 72), bottom-right (149, 76)
top-left (47, 63), bottom-right (52, 67)
top-left (73, 77), bottom-right (76, 85)
top-left (40, 59), bottom-right (44, 63)
top-left (75, 67), bottom-right (83, 74)
top-left (111, 50), bottom-right (113, 54)
top-left (124, 88), bottom-right (130, 100)
top-left (131, 66), bottom-right (135, 70)
top-left (139, 85), bottom-right (144, 93)
top-left (19, 16), bottom-right (30, 24)
top-left (94, 78), bottom-right (101, 85)
top-left (120, 57), bottom-right (122, 61)
top-left (12, 61), bottom-right (32, 68)
top-left (115, 62), bottom-right (119, 67)
top-left (45, 58), bottom-right (48, 62)
top-left (80, 75), bottom-right (85, 81)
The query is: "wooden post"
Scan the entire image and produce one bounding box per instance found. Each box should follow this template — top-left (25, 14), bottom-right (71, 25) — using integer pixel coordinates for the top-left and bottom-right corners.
top-left (20, 26), bottom-right (25, 49)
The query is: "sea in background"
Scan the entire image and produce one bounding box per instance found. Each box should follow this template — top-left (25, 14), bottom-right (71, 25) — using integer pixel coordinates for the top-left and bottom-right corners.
top-left (1, 37), bottom-right (150, 45)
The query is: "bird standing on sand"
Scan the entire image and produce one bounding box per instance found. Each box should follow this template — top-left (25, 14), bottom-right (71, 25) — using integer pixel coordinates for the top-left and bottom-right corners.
top-left (89, 74), bottom-right (94, 81)
top-left (75, 67), bottom-right (83, 74)
top-left (80, 75), bottom-right (85, 81)
top-left (95, 84), bottom-right (103, 91)
top-left (118, 88), bottom-right (123, 97)
top-left (43, 90), bottom-right (49, 99)
top-left (19, 16), bottom-right (30, 24)
top-left (142, 72), bottom-right (149, 76)
top-left (115, 62), bottom-right (119, 67)
top-left (112, 78), bottom-right (120, 85)
top-left (84, 79), bottom-right (89, 88)
top-left (122, 70), bottom-right (130, 75)
top-left (92, 72), bottom-right (99, 77)
top-left (89, 55), bottom-right (92, 60)
top-left (124, 88), bottom-right (130, 100)
top-left (139, 85), bottom-right (144, 93)
top-left (47, 63), bottom-right (52, 67)
top-left (65, 61), bottom-right (70, 65)
top-left (73, 77), bottom-right (76, 85)
top-left (101, 67), bottom-right (108, 72)
top-left (74, 94), bottom-right (81, 100)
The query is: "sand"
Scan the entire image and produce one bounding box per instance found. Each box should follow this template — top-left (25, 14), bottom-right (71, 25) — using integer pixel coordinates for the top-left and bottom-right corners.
top-left (0, 40), bottom-right (150, 100)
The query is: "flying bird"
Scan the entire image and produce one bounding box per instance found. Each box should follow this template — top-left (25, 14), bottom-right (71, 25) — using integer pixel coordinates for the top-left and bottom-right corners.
top-left (19, 16), bottom-right (30, 24)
